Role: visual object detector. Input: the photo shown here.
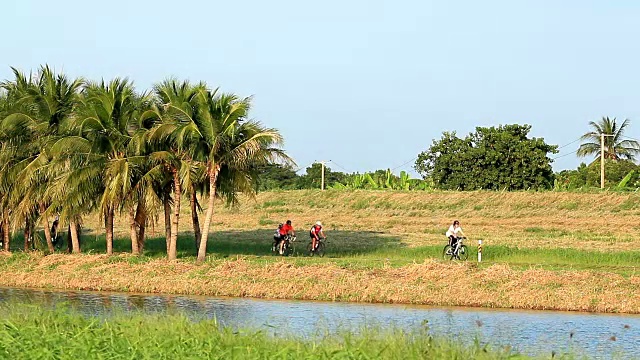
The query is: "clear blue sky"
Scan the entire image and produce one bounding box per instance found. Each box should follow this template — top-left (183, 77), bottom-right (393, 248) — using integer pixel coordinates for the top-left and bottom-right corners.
top-left (3, 0), bottom-right (640, 176)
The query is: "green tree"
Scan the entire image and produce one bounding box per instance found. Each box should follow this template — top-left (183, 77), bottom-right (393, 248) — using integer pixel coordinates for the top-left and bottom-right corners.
top-left (296, 163), bottom-right (345, 189)
top-left (150, 79), bottom-right (206, 260)
top-left (577, 117), bottom-right (640, 161)
top-left (415, 124), bottom-right (558, 190)
top-left (164, 86), bottom-right (290, 263)
top-left (70, 78), bottom-right (149, 255)
top-left (254, 164), bottom-right (299, 191)
top-left (0, 65), bottom-right (291, 259)
top-left (1, 66), bottom-right (84, 253)
top-left (555, 161), bottom-right (640, 189)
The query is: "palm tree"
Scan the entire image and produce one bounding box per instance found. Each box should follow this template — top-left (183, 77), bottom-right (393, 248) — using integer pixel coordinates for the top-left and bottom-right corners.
top-left (0, 65), bottom-right (292, 259)
top-left (169, 88), bottom-right (290, 263)
top-left (1, 66), bottom-right (84, 253)
top-left (0, 89), bottom-right (17, 251)
top-left (69, 78), bottom-right (147, 255)
top-left (577, 117), bottom-right (640, 161)
top-left (150, 79), bottom-right (207, 260)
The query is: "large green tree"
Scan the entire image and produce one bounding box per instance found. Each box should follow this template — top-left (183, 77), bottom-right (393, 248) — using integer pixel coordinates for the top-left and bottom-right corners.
top-left (415, 124), bottom-right (558, 190)
top-left (577, 117), bottom-right (640, 161)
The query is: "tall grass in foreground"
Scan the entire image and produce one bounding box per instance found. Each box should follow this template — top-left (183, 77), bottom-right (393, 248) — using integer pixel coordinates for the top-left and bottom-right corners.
top-left (0, 304), bottom-right (538, 360)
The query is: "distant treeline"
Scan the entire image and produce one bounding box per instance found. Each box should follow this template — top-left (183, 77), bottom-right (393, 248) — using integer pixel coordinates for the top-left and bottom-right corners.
top-left (258, 123), bottom-right (640, 192)
top-left (255, 163), bottom-right (431, 191)
top-left (256, 160), bottom-right (640, 192)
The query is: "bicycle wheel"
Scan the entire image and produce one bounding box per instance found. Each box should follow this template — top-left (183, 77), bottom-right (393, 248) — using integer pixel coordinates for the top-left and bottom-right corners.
top-left (307, 242), bottom-right (315, 256)
top-left (316, 242), bottom-right (325, 257)
top-left (442, 245), bottom-right (454, 260)
top-left (286, 244), bottom-right (294, 256)
top-left (457, 245), bottom-right (469, 261)
top-left (283, 241), bottom-right (293, 256)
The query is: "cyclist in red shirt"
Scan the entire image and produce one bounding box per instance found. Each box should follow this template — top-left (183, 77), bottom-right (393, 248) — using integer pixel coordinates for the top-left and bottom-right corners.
top-left (309, 221), bottom-right (326, 252)
top-left (278, 220), bottom-right (295, 254)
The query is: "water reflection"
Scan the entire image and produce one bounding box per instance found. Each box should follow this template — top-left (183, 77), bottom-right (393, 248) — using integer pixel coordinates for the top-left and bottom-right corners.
top-left (0, 287), bottom-right (638, 359)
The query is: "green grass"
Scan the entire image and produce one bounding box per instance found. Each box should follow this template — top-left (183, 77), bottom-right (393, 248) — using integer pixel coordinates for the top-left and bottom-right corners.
top-left (482, 246), bottom-right (640, 274)
top-left (0, 303), bottom-right (532, 360)
top-left (8, 228), bottom-right (639, 275)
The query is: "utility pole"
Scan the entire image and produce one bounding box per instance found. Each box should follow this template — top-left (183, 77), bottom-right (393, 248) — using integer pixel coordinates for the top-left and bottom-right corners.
top-left (600, 134), bottom-right (615, 189)
top-left (320, 161), bottom-right (326, 190)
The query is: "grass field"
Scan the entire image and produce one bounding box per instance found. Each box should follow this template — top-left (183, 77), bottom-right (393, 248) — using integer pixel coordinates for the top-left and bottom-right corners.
top-left (82, 189), bottom-right (640, 272)
top-left (0, 303), bottom-right (538, 359)
top-left (1, 190), bottom-right (639, 313)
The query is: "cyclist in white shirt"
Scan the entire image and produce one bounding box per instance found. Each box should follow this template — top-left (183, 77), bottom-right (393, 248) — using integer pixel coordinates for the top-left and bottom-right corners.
top-left (445, 220), bottom-right (465, 248)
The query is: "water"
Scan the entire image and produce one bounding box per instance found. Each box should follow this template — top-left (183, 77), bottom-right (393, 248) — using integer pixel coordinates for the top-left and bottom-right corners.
top-left (0, 287), bottom-right (638, 359)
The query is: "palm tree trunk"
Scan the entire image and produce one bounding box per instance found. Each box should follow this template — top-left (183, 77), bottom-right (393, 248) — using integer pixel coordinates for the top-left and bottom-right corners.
top-left (23, 218), bottom-right (31, 252)
top-left (2, 211), bottom-right (9, 252)
top-left (69, 219), bottom-right (81, 254)
top-left (197, 166), bottom-right (220, 263)
top-left (40, 204), bottom-right (54, 253)
top-left (135, 201), bottom-right (147, 253)
top-left (169, 170), bottom-right (181, 260)
top-left (130, 206), bottom-right (139, 255)
top-left (105, 206), bottom-right (114, 255)
top-left (190, 186), bottom-right (201, 251)
top-left (66, 224), bottom-right (72, 253)
top-left (138, 221), bottom-right (146, 253)
top-left (163, 192), bottom-right (171, 254)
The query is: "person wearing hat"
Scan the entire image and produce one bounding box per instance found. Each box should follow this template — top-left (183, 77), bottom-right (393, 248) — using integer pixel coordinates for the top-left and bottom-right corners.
top-left (309, 221), bottom-right (326, 252)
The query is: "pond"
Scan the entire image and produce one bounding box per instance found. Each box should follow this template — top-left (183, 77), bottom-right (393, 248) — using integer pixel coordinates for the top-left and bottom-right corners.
top-left (0, 287), bottom-right (637, 359)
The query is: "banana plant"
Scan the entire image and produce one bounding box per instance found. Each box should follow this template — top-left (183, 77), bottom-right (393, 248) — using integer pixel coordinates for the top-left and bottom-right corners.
top-left (617, 170), bottom-right (635, 189)
top-left (398, 171), bottom-right (410, 190)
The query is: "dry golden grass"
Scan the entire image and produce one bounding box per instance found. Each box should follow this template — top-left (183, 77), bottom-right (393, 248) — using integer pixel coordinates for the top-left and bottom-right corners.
top-left (217, 190), bottom-right (640, 251)
top-left (5, 190), bottom-right (639, 313)
top-left (80, 190), bottom-right (640, 252)
top-left (2, 253), bottom-right (639, 313)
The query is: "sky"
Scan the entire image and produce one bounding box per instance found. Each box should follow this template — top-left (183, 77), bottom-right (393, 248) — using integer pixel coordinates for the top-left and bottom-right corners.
top-left (3, 0), bottom-right (640, 177)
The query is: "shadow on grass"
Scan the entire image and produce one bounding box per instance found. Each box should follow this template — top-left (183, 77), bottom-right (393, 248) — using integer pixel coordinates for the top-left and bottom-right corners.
top-left (77, 229), bottom-right (406, 259)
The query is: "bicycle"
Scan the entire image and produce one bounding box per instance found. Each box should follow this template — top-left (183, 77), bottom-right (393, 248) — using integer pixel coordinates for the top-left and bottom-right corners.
top-left (307, 237), bottom-right (326, 257)
top-left (272, 234), bottom-right (296, 256)
top-left (280, 234), bottom-right (296, 256)
top-left (442, 236), bottom-right (468, 261)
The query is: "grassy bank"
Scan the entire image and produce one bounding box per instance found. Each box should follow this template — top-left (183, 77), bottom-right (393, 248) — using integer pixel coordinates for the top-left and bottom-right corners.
top-left (1, 190), bottom-right (639, 313)
top-left (0, 303), bottom-right (535, 359)
top-left (1, 253), bottom-right (638, 313)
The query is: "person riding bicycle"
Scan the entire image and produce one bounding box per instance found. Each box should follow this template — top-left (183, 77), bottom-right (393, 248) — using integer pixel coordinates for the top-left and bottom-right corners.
top-left (278, 220), bottom-right (295, 254)
top-left (273, 223), bottom-right (284, 252)
top-left (51, 215), bottom-right (60, 246)
top-left (446, 220), bottom-right (465, 248)
top-left (309, 221), bottom-right (326, 252)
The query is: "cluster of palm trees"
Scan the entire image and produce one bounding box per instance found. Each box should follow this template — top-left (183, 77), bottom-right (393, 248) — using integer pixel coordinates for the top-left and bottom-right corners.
top-left (0, 65), bottom-right (289, 262)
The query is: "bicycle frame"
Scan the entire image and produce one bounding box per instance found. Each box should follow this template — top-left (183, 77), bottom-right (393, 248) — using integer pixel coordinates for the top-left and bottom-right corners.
top-left (453, 238), bottom-right (462, 256)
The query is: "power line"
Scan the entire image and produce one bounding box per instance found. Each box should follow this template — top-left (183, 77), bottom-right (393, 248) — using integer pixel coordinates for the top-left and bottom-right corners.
top-left (551, 149), bottom-right (579, 160)
top-left (328, 160), bottom-right (351, 173)
top-left (390, 157), bottom-right (417, 172)
top-left (292, 162), bottom-right (316, 173)
top-left (556, 137), bottom-right (583, 150)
